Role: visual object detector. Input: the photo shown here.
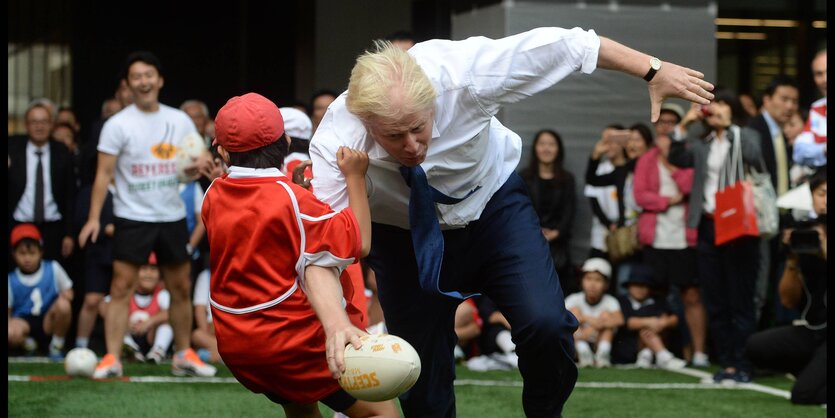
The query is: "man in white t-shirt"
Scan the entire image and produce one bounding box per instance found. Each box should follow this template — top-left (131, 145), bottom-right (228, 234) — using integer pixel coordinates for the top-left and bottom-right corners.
top-left (565, 258), bottom-right (623, 368)
top-left (79, 51), bottom-right (215, 379)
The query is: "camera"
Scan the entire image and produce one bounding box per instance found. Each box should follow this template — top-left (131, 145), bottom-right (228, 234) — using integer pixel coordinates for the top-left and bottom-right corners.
top-left (789, 219), bottom-right (825, 254)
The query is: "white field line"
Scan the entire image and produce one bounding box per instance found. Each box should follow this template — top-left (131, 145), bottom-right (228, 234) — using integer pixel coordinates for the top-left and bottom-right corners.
top-left (6, 358), bottom-right (793, 400)
top-left (4, 374), bottom-right (768, 391)
top-left (663, 367), bottom-right (792, 400)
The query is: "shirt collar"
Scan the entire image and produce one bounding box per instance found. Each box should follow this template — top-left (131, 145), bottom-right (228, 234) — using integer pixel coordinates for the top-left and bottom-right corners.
top-left (761, 110), bottom-right (781, 138)
top-left (627, 295), bottom-right (655, 311)
top-left (27, 141), bottom-right (48, 154)
top-left (227, 166), bottom-right (285, 179)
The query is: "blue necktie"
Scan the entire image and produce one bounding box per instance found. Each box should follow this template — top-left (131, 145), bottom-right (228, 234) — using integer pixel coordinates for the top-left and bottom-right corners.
top-left (399, 165), bottom-right (479, 299)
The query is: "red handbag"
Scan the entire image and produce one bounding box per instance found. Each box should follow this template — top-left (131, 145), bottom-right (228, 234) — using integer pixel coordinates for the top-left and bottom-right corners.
top-left (714, 127), bottom-right (760, 246)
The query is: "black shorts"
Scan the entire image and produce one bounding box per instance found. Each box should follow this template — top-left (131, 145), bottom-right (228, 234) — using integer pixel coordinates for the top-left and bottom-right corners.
top-left (643, 247), bottom-right (699, 288)
top-left (21, 315), bottom-right (50, 348)
top-left (85, 261), bottom-right (113, 294)
top-left (264, 389), bottom-right (356, 412)
top-left (112, 218), bottom-right (190, 265)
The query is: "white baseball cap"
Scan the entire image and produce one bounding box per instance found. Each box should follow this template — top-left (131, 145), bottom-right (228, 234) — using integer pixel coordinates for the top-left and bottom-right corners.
top-left (581, 257), bottom-right (612, 280)
top-left (279, 107), bottom-right (312, 140)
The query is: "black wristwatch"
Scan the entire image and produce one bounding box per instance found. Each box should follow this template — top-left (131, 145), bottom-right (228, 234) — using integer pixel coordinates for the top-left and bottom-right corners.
top-left (643, 57), bottom-right (662, 82)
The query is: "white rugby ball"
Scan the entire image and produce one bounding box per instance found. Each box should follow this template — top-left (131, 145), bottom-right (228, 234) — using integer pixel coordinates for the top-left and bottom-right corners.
top-left (129, 310), bottom-right (150, 326)
top-left (65, 348), bottom-right (98, 378)
top-left (175, 132), bottom-right (207, 183)
top-left (339, 334), bottom-right (421, 402)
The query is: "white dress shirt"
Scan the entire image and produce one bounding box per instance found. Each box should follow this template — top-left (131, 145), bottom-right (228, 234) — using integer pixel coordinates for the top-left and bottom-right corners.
top-left (13, 142), bottom-right (62, 223)
top-left (703, 130), bottom-right (731, 215)
top-left (310, 27), bottom-right (601, 229)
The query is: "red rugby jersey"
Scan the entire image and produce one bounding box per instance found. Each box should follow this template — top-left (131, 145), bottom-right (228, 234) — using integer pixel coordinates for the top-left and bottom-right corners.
top-left (201, 167), bottom-right (364, 403)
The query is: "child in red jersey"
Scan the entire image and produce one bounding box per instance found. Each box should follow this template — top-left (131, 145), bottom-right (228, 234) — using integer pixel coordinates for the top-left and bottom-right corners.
top-left (201, 93), bottom-right (397, 417)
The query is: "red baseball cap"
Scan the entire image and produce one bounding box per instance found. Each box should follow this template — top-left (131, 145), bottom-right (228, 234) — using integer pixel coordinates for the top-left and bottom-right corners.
top-left (214, 93), bottom-right (285, 152)
top-left (10, 223), bottom-right (42, 247)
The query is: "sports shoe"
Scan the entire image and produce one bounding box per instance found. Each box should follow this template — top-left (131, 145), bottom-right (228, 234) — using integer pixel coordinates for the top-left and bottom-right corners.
top-left (594, 352), bottom-right (611, 368)
top-left (712, 369), bottom-right (735, 384)
top-left (93, 353), bottom-right (123, 379)
top-left (48, 344), bottom-right (64, 361)
top-left (466, 355), bottom-right (511, 372)
top-left (23, 337), bottom-right (38, 357)
top-left (577, 347), bottom-right (594, 368)
top-left (657, 356), bottom-right (687, 370)
top-left (196, 348), bottom-right (211, 363)
top-left (146, 347), bottom-right (166, 365)
top-left (122, 335), bottom-right (144, 362)
top-left (635, 349), bottom-right (653, 368)
top-left (172, 348), bottom-right (217, 377)
top-left (731, 370), bottom-right (752, 383)
top-left (490, 352), bottom-right (519, 369)
top-left (691, 352), bottom-right (710, 368)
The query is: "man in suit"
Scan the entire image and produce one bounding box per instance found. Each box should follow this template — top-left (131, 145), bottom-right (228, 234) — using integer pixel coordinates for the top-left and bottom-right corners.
top-left (749, 75), bottom-right (799, 197)
top-left (9, 100), bottom-right (77, 265)
top-left (747, 75), bottom-right (799, 328)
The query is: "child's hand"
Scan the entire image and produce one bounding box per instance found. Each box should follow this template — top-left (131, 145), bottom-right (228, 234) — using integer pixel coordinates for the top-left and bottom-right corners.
top-left (337, 146), bottom-right (369, 179)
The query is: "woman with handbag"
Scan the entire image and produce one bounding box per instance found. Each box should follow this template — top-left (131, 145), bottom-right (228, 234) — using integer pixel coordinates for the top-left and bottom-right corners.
top-left (520, 129), bottom-right (578, 295)
top-left (668, 89), bottom-right (767, 384)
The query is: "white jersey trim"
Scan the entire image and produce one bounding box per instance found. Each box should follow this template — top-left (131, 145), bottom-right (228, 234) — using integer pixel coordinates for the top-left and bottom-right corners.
top-left (209, 281), bottom-right (299, 315)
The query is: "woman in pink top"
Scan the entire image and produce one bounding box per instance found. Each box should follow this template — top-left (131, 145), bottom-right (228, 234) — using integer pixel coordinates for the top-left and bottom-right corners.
top-left (633, 132), bottom-right (709, 368)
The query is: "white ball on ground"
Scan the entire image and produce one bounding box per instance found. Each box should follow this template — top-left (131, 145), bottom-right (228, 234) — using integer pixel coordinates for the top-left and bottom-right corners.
top-left (339, 334), bottom-right (421, 402)
top-left (65, 348), bottom-right (98, 378)
top-left (175, 132), bottom-right (207, 183)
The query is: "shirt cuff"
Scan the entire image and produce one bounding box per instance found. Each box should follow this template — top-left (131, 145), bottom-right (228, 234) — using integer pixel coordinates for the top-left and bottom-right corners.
top-left (580, 29), bottom-right (600, 75)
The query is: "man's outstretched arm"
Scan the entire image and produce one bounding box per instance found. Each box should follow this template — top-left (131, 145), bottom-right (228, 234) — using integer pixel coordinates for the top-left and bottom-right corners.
top-left (597, 36), bottom-right (714, 123)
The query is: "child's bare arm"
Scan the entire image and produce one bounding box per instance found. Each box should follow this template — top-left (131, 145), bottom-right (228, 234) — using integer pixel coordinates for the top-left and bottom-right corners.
top-left (627, 316), bottom-right (657, 331)
top-left (661, 313), bottom-right (678, 330)
top-left (599, 310), bottom-right (624, 329)
top-left (305, 265), bottom-right (367, 380)
top-left (337, 147), bottom-right (371, 257)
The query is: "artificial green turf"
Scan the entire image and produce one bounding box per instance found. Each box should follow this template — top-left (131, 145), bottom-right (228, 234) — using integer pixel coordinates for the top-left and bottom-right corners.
top-left (8, 361), bottom-right (826, 417)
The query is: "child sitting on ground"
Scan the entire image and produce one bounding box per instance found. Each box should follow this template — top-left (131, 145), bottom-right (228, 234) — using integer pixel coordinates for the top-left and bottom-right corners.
top-left (191, 268), bottom-right (220, 363)
top-left (613, 264), bottom-right (686, 369)
top-left (565, 257), bottom-right (624, 368)
top-left (8, 224), bottom-right (74, 360)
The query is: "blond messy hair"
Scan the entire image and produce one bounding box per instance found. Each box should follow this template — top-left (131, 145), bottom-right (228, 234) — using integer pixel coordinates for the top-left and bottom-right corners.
top-left (346, 40), bottom-right (437, 121)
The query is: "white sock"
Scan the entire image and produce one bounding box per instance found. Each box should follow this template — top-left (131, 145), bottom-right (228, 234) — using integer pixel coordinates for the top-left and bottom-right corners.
top-left (50, 336), bottom-right (65, 349)
top-left (596, 340), bottom-right (611, 357)
top-left (638, 348), bottom-right (653, 360)
top-left (496, 330), bottom-right (515, 353)
top-left (656, 349), bottom-right (673, 364)
top-left (75, 337), bottom-right (89, 349)
top-left (153, 324), bottom-right (174, 354)
top-left (576, 340), bottom-right (592, 355)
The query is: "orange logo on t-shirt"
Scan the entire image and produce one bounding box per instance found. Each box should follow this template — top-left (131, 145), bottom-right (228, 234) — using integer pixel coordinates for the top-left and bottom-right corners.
top-left (150, 143), bottom-right (177, 160)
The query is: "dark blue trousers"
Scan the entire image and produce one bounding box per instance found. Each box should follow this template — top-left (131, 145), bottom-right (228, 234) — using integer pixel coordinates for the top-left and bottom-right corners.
top-left (366, 173), bottom-right (578, 418)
